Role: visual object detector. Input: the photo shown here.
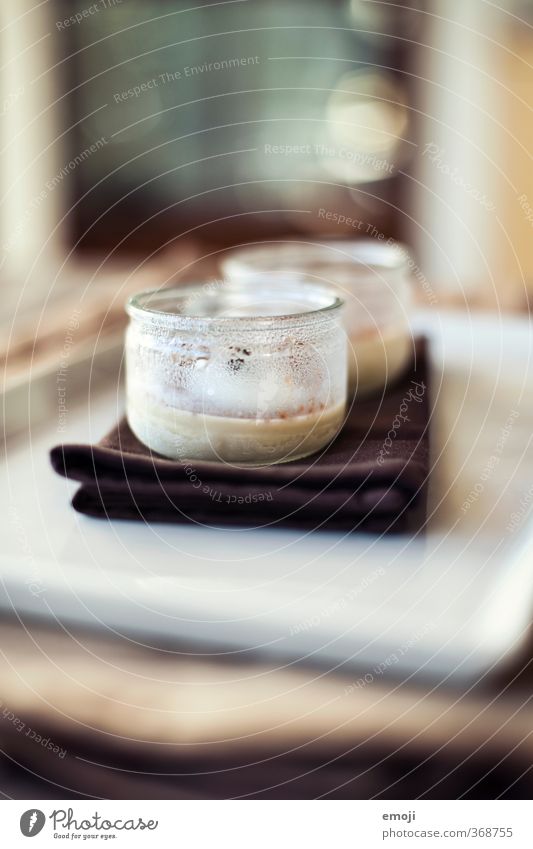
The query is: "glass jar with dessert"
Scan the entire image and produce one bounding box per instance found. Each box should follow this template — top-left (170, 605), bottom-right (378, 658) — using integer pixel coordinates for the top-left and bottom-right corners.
top-left (221, 239), bottom-right (414, 396)
top-left (125, 282), bottom-right (347, 465)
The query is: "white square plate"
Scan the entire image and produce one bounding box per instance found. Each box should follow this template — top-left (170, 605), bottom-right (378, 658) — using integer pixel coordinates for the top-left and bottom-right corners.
top-left (1, 311), bottom-right (532, 683)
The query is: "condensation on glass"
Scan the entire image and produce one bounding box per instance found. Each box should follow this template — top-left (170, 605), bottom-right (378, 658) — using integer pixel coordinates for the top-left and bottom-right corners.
top-left (125, 283), bottom-right (347, 465)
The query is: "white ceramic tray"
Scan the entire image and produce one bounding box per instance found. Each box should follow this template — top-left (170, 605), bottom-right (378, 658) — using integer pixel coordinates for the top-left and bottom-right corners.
top-left (1, 311), bottom-right (532, 684)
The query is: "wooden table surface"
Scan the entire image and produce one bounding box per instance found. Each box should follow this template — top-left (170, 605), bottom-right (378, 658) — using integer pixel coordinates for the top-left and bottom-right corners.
top-left (0, 618), bottom-right (531, 799)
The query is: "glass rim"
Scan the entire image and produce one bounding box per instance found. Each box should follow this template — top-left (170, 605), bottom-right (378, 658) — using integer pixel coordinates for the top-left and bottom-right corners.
top-left (222, 238), bottom-right (411, 273)
top-left (126, 282), bottom-right (344, 331)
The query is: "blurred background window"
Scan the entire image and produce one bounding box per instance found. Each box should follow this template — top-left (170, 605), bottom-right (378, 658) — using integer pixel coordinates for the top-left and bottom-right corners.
top-left (2, 0), bottom-right (532, 305)
top-left (56, 0), bottom-right (422, 253)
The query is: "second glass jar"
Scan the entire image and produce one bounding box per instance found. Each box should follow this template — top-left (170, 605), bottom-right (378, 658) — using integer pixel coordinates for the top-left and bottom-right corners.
top-left (221, 239), bottom-right (414, 396)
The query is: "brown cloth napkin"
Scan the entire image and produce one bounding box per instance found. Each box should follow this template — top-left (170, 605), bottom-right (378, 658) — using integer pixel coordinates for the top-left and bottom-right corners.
top-left (51, 340), bottom-right (430, 533)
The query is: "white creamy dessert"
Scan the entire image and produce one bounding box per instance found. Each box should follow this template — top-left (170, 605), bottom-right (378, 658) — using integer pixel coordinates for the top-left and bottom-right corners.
top-left (347, 325), bottom-right (412, 395)
top-left (127, 395), bottom-right (346, 464)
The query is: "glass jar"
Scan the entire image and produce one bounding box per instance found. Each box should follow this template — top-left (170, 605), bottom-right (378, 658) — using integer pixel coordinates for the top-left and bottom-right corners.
top-left (125, 282), bottom-right (347, 465)
top-left (221, 239), bottom-right (414, 396)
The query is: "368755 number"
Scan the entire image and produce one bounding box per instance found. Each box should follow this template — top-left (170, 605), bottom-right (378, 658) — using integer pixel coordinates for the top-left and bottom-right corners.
top-left (468, 827), bottom-right (513, 838)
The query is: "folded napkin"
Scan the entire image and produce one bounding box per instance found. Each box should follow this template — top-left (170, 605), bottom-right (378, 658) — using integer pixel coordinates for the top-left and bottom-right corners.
top-left (51, 340), bottom-right (430, 533)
